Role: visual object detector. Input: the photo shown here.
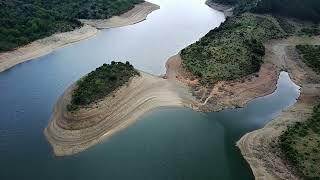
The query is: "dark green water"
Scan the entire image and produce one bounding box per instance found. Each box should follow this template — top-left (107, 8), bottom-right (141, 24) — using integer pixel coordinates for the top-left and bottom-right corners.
top-left (0, 0), bottom-right (300, 179)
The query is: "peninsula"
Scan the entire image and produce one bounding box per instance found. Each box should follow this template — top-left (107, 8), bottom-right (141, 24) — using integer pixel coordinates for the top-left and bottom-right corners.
top-left (196, 0), bottom-right (320, 179)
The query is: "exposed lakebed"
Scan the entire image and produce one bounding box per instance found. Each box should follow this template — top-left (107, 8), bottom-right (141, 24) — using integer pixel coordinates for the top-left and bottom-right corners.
top-left (0, 0), bottom-right (299, 179)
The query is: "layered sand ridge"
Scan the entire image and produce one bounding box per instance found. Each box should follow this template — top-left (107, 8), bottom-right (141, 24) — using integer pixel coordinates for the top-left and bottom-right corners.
top-left (45, 72), bottom-right (190, 156)
top-left (0, 1), bottom-right (159, 73)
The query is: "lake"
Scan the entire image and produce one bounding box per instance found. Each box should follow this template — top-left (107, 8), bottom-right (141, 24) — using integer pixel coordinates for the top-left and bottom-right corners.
top-left (0, 0), bottom-right (299, 179)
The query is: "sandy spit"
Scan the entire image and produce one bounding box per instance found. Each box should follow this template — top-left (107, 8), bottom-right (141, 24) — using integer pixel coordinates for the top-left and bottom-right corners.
top-left (0, 1), bottom-right (159, 73)
top-left (237, 36), bottom-right (320, 180)
top-left (79, 1), bottom-right (160, 29)
top-left (45, 72), bottom-right (194, 156)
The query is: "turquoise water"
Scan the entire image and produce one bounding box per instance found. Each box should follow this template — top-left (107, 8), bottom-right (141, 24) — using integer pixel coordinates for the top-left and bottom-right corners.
top-left (0, 0), bottom-right (300, 179)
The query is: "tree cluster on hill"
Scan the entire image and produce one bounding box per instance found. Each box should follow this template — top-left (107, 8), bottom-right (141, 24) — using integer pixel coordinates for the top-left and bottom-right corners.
top-left (280, 104), bottom-right (320, 179)
top-left (181, 13), bottom-right (284, 84)
top-left (0, 0), bottom-right (143, 52)
top-left (296, 45), bottom-right (320, 73)
top-left (210, 0), bottom-right (320, 22)
top-left (254, 0), bottom-right (320, 23)
top-left (29, 0), bottom-right (143, 19)
top-left (68, 61), bottom-right (139, 111)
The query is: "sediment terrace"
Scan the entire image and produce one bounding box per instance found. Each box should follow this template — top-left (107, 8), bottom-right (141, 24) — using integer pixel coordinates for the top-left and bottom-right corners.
top-left (45, 72), bottom-right (192, 156)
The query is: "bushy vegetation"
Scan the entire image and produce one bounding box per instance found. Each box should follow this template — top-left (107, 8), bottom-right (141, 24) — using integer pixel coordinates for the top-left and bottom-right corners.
top-left (275, 16), bottom-right (296, 35)
top-left (210, 0), bottom-right (320, 22)
top-left (0, 0), bottom-right (143, 52)
top-left (296, 45), bottom-right (320, 73)
top-left (32, 0), bottom-right (143, 19)
top-left (181, 13), bottom-right (284, 84)
top-left (254, 0), bottom-right (320, 23)
top-left (67, 61), bottom-right (139, 111)
top-left (280, 104), bottom-right (320, 179)
top-left (300, 26), bottom-right (320, 36)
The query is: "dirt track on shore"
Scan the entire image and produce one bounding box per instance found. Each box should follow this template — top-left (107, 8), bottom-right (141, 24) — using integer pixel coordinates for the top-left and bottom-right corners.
top-left (165, 53), bottom-right (280, 112)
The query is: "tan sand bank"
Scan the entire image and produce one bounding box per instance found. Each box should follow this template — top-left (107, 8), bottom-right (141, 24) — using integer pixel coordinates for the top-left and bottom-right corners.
top-left (45, 72), bottom-right (191, 156)
top-left (237, 36), bottom-right (320, 180)
top-left (0, 25), bottom-right (97, 73)
top-left (79, 2), bottom-right (160, 29)
top-left (0, 1), bottom-right (159, 73)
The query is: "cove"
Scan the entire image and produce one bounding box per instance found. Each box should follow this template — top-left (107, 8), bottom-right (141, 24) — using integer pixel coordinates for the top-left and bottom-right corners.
top-left (0, 0), bottom-right (300, 179)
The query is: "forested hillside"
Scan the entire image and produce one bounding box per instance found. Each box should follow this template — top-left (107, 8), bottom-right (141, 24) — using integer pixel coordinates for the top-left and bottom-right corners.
top-left (0, 0), bottom-right (143, 52)
top-left (181, 13), bottom-right (284, 84)
top-left (254, 0), bottom-right (320, 22)
top-left (280, 103), bottom-right (320, 179)
top-left (210, 0), bottom-right (320, 22)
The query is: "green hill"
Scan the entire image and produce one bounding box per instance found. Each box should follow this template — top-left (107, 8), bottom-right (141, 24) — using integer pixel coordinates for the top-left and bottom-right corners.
top-left (280, 104), bottom-right (320, 179)
top-left (0, 0), bottom-right (143, 52)
top-left (181, 13), bottom-right (284, 84)
top-left (68, 61), bottom-right (139, 111)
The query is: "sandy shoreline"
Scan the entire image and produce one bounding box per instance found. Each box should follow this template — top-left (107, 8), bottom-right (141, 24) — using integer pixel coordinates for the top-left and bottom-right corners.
top-left (237, 36), bottom-right (320, 180)
top-left (80, 2), bottom-right (160, 29)
top-left (44, 1), bottom-right (319, 167)
top-left (45, 72), bottom-right (194, 156)
top-left (45, 49), bottom-right (281, 156)
top-left (0, 1), bottom-right (159, 73)
top-left (0, 25), bottom-right (98, 73)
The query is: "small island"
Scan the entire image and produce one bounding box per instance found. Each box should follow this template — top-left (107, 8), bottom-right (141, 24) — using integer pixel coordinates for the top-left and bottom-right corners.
top-left (45, 61), bottom-right (187, 156)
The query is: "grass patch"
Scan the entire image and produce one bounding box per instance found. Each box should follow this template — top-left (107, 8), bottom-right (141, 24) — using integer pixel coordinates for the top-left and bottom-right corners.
top-left (280, 104), bottom-right (320, 179)
top-left (67, 61), bottom-right (139, 111)
top-left (181, 13), bottom-right (284, 84)
top-left (296, 45), bottom-right (320, 73)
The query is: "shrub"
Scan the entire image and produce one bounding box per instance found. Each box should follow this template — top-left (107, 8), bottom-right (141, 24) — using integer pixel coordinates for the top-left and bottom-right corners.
top-left (68, 61), bottom-right (139, 111)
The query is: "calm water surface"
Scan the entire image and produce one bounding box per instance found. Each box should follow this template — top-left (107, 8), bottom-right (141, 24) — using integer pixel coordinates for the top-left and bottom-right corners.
top-left (0, 0), bottom-right (299, 179)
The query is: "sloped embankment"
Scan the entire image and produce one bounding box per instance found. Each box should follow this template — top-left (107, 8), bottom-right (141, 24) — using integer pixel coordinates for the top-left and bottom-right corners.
top-left (45, 72), bottom-right (187, 156)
